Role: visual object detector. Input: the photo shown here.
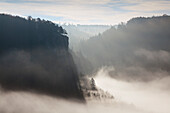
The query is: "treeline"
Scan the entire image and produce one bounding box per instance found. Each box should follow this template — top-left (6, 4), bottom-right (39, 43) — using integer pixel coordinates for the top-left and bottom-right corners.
top-left (0, 14), bottom-right (68, 52)
top-left (76, 15), bottom-right (170, 81)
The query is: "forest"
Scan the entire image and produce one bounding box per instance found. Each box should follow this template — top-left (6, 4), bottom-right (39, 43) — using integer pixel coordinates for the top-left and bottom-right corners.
top-left (0, 14), bottom-right (84, 100)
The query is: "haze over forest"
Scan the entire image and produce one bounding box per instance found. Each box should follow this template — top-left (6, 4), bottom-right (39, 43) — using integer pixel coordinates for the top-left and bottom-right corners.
top-left (0, 0), bottom-right (170, 113)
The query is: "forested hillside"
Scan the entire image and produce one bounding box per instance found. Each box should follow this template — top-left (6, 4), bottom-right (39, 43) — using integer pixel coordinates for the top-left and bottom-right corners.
top-left (0, 14), bottom-right (84, 100)
top-left (77, 15), bottom-right (170, 81)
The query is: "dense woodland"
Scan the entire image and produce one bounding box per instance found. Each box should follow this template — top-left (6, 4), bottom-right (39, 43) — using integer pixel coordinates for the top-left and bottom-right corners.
top-left (76, 15), bottom-right (170, 80)
top-left (0, 14), bottom-right (84, 100)
top-left (0, 14), bottom-right (68, 52)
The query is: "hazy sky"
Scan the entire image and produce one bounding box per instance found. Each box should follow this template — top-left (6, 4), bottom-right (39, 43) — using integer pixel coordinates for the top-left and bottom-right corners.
top-left (0, 0), bottom-right (170, 24)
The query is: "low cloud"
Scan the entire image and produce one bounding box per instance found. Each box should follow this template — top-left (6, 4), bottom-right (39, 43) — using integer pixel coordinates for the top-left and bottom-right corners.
top-left (0, 87), bottom-right (150, 113)
top-left (0, 66), bottom-right (170, 113)
top-left (95, 67), bottom-right (170, 113)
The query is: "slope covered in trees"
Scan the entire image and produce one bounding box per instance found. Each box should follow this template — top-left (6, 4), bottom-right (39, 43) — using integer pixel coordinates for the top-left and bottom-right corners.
top-left (0, 14), bottom-right (84, 100)
top-left (77, 15), bottom-right (170, 81)
top-left (0, 14), bottom-right (68, 52)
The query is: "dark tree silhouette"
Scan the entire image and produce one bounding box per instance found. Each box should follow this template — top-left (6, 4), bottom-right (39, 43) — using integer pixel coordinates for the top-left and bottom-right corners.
top-left (0, 14), bottom-right (84, 100)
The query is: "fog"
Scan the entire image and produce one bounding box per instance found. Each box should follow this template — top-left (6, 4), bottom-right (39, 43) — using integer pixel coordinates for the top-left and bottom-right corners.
top-left (95, 67), bottom-right (170, 113)
top-left (0, 86), bottom-right (147, 113)
top-left (62, 25), bottom-right (111, 51)
top-left (0, 66), bottom-right (169, 113)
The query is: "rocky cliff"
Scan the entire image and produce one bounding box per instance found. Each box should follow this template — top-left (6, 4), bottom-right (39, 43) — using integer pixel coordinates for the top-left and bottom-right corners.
top-left (0, 14), bottom-right (84, 100)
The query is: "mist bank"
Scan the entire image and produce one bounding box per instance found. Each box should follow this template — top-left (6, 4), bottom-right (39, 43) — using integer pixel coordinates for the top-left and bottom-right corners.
top-left (0, 88), bottom-right (150, 113)
top-left (95, 67), bottom-right (170, 113)
top-left (0, 14), bottom-right (84, 100)
top-left (75, 15), bottom-right (170, 81)
top-left (1, 67), bottom-right (169, 113)
top-left (62, 24), bottom-right (111, 51)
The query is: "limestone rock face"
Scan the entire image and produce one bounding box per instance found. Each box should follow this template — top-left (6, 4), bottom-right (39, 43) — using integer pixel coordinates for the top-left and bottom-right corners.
top-left (80, 77), bottom-right (114, 101)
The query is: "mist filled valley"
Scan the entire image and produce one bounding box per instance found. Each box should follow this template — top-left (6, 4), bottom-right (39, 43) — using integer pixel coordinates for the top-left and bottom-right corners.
top-left (0, 13), bottom-right (170, 113)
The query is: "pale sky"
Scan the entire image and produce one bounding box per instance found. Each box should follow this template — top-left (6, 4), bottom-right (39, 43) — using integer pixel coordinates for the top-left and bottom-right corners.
top-left (0, 0), bottom-right (170, 25)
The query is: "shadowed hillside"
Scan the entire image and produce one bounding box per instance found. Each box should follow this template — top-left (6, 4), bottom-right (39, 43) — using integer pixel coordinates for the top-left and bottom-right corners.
top-left (0, 14), bottom-right (84, 100)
